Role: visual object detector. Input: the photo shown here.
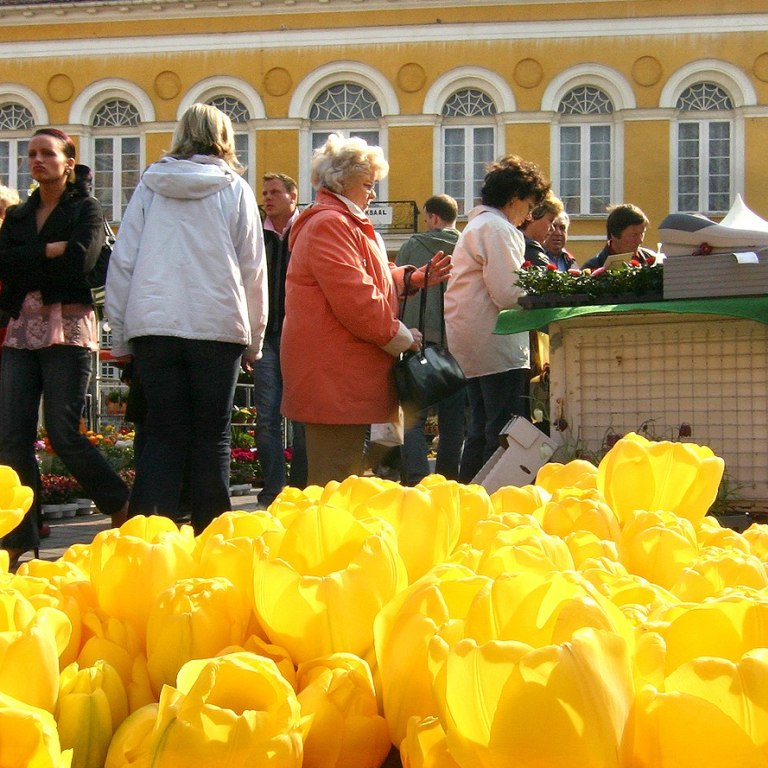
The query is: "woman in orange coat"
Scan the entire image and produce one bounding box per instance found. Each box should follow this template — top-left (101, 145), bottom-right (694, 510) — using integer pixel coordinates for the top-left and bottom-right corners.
top-left (281, 133), bottom-right (450, 486)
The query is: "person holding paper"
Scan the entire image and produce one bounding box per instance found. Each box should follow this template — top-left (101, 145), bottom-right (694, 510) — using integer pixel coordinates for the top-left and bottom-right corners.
top-left (583, 204), bottom-right (657, 270)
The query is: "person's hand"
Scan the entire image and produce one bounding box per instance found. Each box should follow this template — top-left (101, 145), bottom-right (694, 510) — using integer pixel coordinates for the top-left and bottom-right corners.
top-left (241, 357), bottom-right (255, 375)
top-left (45, 241), bottom-right (67, 259)
top-left (408, 328), bottom-right (423, 351)
top-left (410, 251), bottom-right (452, 289)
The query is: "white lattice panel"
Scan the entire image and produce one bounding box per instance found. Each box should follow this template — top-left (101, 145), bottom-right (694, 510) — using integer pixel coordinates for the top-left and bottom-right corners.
top-left (549, 312), bottom-right (768, 501)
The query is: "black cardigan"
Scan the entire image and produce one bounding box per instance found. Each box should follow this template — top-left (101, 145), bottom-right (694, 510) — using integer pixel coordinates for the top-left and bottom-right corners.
top-left (0, 185), bottom-right (104, 318)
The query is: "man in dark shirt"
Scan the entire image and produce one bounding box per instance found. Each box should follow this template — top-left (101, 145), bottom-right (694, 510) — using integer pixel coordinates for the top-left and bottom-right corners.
top-left (583, 204), bottom-right (656, 270)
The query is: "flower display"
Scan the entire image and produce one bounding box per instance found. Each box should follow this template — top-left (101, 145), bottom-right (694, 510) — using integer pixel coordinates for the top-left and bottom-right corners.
top-left (3, 434), bottom-right (768, 766)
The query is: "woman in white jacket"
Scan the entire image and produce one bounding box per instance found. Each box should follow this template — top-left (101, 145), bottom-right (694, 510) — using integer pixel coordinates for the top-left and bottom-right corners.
top-left (444, 155), bottom-right (549, 483)
top-left (106, 103), bottom-right (267, 532)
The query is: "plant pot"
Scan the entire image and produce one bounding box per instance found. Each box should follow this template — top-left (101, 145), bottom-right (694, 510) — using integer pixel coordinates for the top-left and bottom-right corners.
top-left (73, 498), bottom-right (95, 516)
top-left (714, 513), bottom-right (752, 532)
top-left (42, 503), bottom-right (65, 520)
top-left (229, 483), bottom-right (252, 496)
top-left (61, 503), bottom-right (79, 518)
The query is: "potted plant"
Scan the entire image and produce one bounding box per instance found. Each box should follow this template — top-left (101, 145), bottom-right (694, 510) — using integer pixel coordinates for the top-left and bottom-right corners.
top-left (106, 389), bottom-right (127, 415)
top-left (230, 447), bottom-right (258, 494)
top-left (40, 474), bottom-right (80, 519)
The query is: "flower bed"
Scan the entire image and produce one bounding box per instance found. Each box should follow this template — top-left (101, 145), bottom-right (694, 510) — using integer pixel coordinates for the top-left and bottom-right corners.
top-left (3, 434), bottom-right (768, 766)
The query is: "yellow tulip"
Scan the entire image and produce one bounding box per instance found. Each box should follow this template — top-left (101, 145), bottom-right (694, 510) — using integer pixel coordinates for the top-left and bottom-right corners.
top-left (104, 703), bottom-right (158, 768)
top-left (670, 548), bottom-right (768, 601)
top-left (360, 486), bottom-right (461, 583)
top-left (474, 526), bottom-right (575, 577)
top-left (535, 459), bottom-right (598, 493)
top-left (0, 690), bottom-right (73, 767)
top-left (564, 530), bottom-right (619, 568)
top-left (536, 487), bottom-right (621, 542)
top-left (400, 716), bottom-right (461, 768)
top-left (89, 517), bottom-right (197, 647)
top-left (373, 565), bottom-right (489, 746)
top-left (296, 653), bottom-right (390, 768)
top-left (489, 485), bottom-right (550, 517)
top-left (696, 518), bottom-right (752, 553)
top-left (194, 509), bottom-right (282, 553)
top-left (597, 432), bottom-right (724, 524)
top-left (0, 465), bottom-right (33, 541)
top-left (221, 634), bottom-right (297, 690)
top-left (439, 629), bottom-right (634, 768)
top-left (320, 475), bottom-right (395, 512)
top-left (146, 577), bottom-right (250, 698)
top-left (56, 661), bottom-right (127, 768)
top-left (744, 524), bottom-right (768, 561)
top-left (426, 481), bottom-right (493, 547)
top-left (253, 504), bottom-right (406, 664)
top-left (620, 682), bottom-right (768, 767)
top-left (619, 510), bottom-right (700, 590)
top-left (0, 594), bottom-right (71, 712)
top-left (148, 652), bottom-right (304, 767)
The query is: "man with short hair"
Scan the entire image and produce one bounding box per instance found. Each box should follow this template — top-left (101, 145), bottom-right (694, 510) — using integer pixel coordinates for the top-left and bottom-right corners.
top-left (253, 173), bottom-right (306, 505)
top-left (543, 211), bottom-right (578, 271)
top-left (582, 203), bottom-right (656, 270)
top-left (396, 194), bottom-right (465, 485)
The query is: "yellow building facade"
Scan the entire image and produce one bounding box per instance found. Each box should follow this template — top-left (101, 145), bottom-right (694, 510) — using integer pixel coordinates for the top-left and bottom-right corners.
top-left (0, 0), bottom-right (767, 260)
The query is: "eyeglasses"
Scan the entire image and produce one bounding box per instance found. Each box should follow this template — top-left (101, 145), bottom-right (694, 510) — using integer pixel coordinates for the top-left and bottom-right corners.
top-left (362, 182), bottom-right (376, 195)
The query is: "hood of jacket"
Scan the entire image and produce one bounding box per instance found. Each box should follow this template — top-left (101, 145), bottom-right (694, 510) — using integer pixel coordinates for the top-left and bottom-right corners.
top-left (141, 154), bottom-right (235, 200)
top-left (289, 188), bottom-right (371, 250)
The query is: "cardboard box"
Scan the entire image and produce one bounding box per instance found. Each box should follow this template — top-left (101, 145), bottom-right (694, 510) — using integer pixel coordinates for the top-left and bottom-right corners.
top-left (663, 252), bottom-right (768, 299)
top-left (472, 416), bottom-right (559, 494)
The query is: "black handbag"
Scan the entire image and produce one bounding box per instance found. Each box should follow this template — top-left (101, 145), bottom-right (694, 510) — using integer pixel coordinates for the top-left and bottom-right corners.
top-left (394, 264), bottom-right (468, 410)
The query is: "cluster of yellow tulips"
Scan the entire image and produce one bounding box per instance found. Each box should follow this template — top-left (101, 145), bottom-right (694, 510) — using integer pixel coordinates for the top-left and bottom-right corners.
top-left (2, 433), bottom-right (768, 767)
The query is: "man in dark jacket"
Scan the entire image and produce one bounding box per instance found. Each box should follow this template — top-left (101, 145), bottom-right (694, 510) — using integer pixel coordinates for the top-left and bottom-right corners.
top-left (396, 194), bottom-right (464, 485)
top-left (253, 173), bottom-right (306, 505)
top-left (583, 204), bottom-right (657, 270)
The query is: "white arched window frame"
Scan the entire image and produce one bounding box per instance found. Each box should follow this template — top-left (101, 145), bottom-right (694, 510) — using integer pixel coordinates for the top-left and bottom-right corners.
top-left (660, 60), bottom-right (755, 215)
top-left (543, 65), bottom-right (634, 217)
top-left (0, 85), bottom-right (48, 199)
top-left (423, 68), bottom-right (513, 216)
top-left (180, 77), bottom-right (266, 189)
top-left (289, 62), bottom-right (398, 202)
top-left (70, 80), bottom-right (154, 223)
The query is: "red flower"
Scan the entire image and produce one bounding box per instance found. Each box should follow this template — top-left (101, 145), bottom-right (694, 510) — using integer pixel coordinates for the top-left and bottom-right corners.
top-left (546, 263), bottom-right (558, 271)
top-left (521, 260), bottom-right (533, 268)
top-left (693, 242), bottom-right (712, 256)
top-left (646, 255), bottom-right (656, 265)
top-left (630, 259), bottom-right (641, 267)
top-left (591, 267), bottom-right (607, 277)
top-left (567, 268), bottom-right (582, 276)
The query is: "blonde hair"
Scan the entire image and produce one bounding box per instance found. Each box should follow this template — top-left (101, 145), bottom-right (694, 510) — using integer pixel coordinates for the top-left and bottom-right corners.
top-left (311, 133), bottom-right (389, 194)
top-left (0, 185), bottom-right (20, 216)
top-left (167, 103), bottom-right (243, 172)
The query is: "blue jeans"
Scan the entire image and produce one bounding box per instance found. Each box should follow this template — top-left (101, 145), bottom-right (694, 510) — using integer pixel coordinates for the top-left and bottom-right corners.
top-left (130, 336), bottom-right (244, 533)
top-left (400, 389), bottom-right (466, 486)
top-left (459, 368), bottom-right (530, 484)
top-left (252, 333), bottom-right (307, 503)
top-left (0, 345), bottom-right (129, 550)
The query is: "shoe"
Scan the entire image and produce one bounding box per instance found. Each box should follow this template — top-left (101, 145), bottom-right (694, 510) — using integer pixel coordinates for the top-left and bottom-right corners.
top-left (39, 523), bottom-right (51, 539)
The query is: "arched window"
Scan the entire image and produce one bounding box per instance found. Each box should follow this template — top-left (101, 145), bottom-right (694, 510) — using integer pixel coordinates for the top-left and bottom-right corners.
top-left (442, 88), bottom-right (497, 216)
top-left (0, 102), bottom-right (35, 197)
top-left (92, 98), bottom-right (141, 222)
top-left (557, 86), bottom-right (614, 215)
top-left (207, 95), bottom-right (252, 184)
top-left (675, 82), bottom-right (734, 213)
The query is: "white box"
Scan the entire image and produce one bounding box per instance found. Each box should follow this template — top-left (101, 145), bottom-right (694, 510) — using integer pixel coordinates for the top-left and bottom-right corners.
top-left (472, 416), bottom-right (559, 494)
top-left (663, 252), bottom-right (768, 299)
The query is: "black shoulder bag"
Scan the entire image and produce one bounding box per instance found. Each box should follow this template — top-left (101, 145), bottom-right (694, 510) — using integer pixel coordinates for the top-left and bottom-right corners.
top-left (73, 196), bottom-right (115, 307)
top-left (393, 264), bottom-right (468, 411)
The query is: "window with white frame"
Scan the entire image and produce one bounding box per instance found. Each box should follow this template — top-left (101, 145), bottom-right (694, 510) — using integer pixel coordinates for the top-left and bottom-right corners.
top-left (92, 99), bottom-right (141, 222)
top-left (0, 103), bottom-right (34, 198)
top-left (309, 83), bottom-right (382, 197)
top-left (557, 86), bottom-right (613, 215)
top-left (676, 82), bottom-right (733, 214)
top-left (441, 88), bottom-right (496, 216)
top-left (207, 95), bottom-right (252, 185)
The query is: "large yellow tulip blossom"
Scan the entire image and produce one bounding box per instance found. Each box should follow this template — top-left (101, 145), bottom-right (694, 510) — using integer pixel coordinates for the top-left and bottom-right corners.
top-left (56, 661), bottom-right (128, 768)
top-left (0, 591), bottom-right (71, 712)
top-left (488, 485), bottom-right (550, 518)
top-left (146, 577), bottom-right (250, 698)
top-left (670, 547), bottom-right (768, 602)
top-left (148, 652), bottom-right (305, 768)
top-left (0, 465), bottom-right (34, 547)
top-left (374, 565), bottom-right (490, 746)
top-left (437, 628), bottom-right (635, 768)
top-left (399, 716), bottom-right (461, 768)
top-left (296, 653), bottom-right (390, 768)
top-left (0, 690), bottom-right (73, 767)
top-left (536, 487), bottom-right (621, 542)
top-left (597, 432), bottom-right (724, 524)
top-left (104, 703), bottom-right (158, 768)
top-left (473, 524), bottom-right (575, 577)
top-left (424, 481), bottom-right (493, 547)
top-left (253, 503), bottom-right (406, 664)
top-left (89, 517), bottom-right (197, 648)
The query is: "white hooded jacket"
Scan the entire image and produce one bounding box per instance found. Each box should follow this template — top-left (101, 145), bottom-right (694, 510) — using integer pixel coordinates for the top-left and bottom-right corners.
top-left (105, 154), bottom-right (267, 360)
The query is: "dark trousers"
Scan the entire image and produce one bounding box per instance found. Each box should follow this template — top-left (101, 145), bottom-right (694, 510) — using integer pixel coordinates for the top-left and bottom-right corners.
top-left (459, 368), bottom-right (530, 484)
top-left (252, 332), bottom-right (307, 503)
top-left (0, 345), bottom-right (129, 550)
top-left (129, 336), bottom-right (243, 533)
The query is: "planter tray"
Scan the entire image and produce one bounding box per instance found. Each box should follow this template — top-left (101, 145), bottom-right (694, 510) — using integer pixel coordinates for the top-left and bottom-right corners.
top-left (518, 292), bottom-right (663, 310)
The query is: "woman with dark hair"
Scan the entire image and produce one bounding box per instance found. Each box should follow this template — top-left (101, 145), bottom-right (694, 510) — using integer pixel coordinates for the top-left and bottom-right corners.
top-left (0, 128), bottom-right (130, 567)
top-left (106, 103), bottom-right (267, 533)
top-left (444, 154), bottom-right (550, 482)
